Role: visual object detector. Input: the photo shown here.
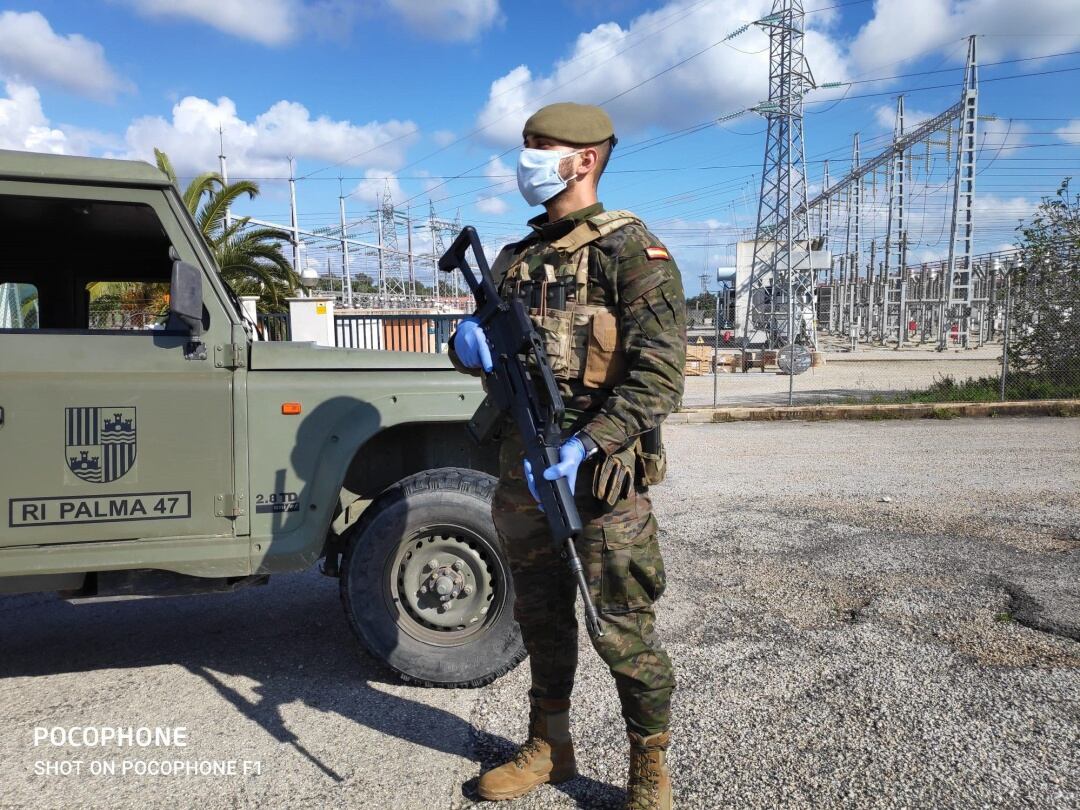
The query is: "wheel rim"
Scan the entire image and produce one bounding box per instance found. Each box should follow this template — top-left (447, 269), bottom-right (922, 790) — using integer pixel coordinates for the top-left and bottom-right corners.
top-left (384, 524), bottom-right (505, 647)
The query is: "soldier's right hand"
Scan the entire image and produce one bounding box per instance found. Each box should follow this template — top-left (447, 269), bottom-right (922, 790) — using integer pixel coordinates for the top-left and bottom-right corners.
top-left (453, 317), bottom-right (493, 372)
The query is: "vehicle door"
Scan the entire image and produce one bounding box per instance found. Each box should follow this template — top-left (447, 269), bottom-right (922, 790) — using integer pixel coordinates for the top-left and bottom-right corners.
top-left (0, 184), bottom-right (239, 547)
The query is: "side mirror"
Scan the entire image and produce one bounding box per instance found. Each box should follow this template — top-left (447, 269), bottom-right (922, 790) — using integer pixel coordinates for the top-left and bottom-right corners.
top-left (170, 260), bottom-right (206, 359)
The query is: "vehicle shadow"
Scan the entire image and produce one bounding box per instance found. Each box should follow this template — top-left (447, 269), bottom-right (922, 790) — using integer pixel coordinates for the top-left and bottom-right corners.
top-left (0, 574), bottom-right (490, 772)
top-left (0, 575), bottom-right (619, 806)
top-left (0, 390), bottom-right (619, 807)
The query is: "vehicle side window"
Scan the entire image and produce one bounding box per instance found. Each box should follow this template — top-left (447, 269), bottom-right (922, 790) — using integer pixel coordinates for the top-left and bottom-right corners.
top-left (0, 283), bottom-right (39, 329)
top-left (0, 194), bottom-right (183, 333)
top-left (87, 281), bottom-right (170, 331)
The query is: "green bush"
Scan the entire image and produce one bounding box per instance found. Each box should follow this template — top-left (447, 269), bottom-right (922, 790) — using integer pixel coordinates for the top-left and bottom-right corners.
top-left (1009, 180), bottom-right (1080, 383)
top-left (897, 373), bottom-right (1080, 404)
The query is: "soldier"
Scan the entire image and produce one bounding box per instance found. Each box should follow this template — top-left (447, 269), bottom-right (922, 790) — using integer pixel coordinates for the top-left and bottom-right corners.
top-left (448, 102), bottom-right (686, 810)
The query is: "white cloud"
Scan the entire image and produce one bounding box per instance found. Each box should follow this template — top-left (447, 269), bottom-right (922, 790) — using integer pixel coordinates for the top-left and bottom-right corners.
top-left (474, 0), bottom-right (1080, 150)
top-left (121, 0), bottom-right (500, 45)
top-left (0, 81), bottom-right (67, 153)
top-left (848, 0), bottom-right (952, 74)
top-left (849, 0), bottom-right (1080, 73)
top-left (120, 0), bottom-right (298, 46)
top-left (432, 129), bottom-right (456, 147)
top-left (973, 193), bottom-right (1037, 224)
top-left (475, 195), bottom-right (509, 215)
top-left (386, 0), bottom-right (502, 42)
top-left (474, 1), bottom-right (848, 145)
top-left (473, 153), bottom-right (516, 215)
top-left (350, 169), bottom-right (404, 208)
top-left (873, 103), bottom-right (934, 132)
top-left (122, 95), bottom-right (419, 177)
top-left (0, 80), bottom-right (125, 156)
top-left (979, 120), bottom-right (1029, 158)
top-left (0, 11), bottom-right (130, 100)
top-left (484, 154), bottom-right (514, 179)
top-left (1055, 119), bottom-right (1080, 146)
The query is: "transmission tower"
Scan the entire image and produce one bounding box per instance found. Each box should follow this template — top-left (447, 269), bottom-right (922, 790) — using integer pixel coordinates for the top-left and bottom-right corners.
top-left (429, 200), bottom-right (448, 300)
top-left (377, 180), bottom-right (409, 305)
top-left (941, 35), bottom-right (979, 348)
top-left (427, 200), bottom-right (467, 304)
top-left (743, 0), bottom-right (816, 350)
top-left (449, 208), bottom-right (463, 301)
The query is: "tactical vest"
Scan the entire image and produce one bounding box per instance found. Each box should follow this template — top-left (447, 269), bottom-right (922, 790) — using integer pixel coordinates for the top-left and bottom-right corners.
top-left (498, 209), bottom-right (643, 390)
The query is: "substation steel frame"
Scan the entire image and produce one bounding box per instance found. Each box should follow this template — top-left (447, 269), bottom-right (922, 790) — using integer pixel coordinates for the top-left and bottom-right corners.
top-left (743, 0), bottom-right (818, 354)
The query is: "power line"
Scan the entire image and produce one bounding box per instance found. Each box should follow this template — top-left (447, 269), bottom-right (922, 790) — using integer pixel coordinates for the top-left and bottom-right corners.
top-left (485, 0), bottom-right (720, 103)
top-left (365, 0), bottom-right (726, 187)
top-left (807, 64), bottom-right (1080, 105)
top-left (820, 49), bottom-right (1080, 88)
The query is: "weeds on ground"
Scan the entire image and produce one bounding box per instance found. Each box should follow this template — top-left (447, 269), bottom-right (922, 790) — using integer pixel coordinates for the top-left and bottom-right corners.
top-left (844, 373), bottom-right (1080, 405)
top-left (925, 407), bottom-right (958, 420)
top-left (912, 373), bottom-right (1080, 403)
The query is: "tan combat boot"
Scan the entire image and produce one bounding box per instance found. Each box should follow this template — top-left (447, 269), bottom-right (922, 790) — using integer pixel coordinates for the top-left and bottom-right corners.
top-left (477, 697), bottom-right (577, 801)
top-left (625, 730), bottom-right (672, 810)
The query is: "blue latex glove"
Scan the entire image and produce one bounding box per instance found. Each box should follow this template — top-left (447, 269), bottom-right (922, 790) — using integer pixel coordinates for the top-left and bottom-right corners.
top-left (453, 317), bottom-right (493, 373)
top-left (523, 459), bottom-right (542, 508)
top-left (524, 437), bottom-right (587, 507)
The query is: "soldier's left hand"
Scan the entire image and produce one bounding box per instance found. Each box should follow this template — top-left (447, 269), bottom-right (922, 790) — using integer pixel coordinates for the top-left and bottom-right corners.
top-left (523, 437), bottom-right (586, 507)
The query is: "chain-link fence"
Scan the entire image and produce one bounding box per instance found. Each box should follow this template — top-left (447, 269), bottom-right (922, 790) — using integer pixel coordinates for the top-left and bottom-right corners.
top-left (87, 310), bottom-right (166, 330)
top-left (681, 259), bottom-right (1080, 408)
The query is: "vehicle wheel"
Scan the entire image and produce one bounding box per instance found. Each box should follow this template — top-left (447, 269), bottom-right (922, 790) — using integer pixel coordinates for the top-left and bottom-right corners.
top-left (340, 467), bottom-right (526, 687)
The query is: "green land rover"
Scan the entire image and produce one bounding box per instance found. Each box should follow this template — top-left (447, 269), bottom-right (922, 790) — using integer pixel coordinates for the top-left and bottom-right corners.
top-left (0, 150), bottom-right (525, 687)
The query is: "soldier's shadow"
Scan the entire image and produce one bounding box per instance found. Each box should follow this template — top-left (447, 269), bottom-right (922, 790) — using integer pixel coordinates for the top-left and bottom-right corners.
top-left (0, 572), bottom-right (620, 808)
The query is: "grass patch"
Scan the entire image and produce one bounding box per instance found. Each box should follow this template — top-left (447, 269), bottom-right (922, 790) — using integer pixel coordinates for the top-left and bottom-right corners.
top-left (925, 407), bottom-right (957, 420)
top-left (912, 373), bottom-right (1080, 403)
top-left (849, 373), bottom-right (1080, 405)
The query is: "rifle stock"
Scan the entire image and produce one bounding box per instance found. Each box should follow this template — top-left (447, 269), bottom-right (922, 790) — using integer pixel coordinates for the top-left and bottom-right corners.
top-left (440, 226), bottom-right (603, 639)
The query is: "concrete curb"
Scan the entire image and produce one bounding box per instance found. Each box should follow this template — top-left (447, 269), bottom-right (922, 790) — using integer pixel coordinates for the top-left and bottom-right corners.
top-left (671, 399), bottom-right (1080, 424)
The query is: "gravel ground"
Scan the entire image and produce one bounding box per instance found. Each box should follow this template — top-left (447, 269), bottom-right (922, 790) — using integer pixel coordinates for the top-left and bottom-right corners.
top-left (1, 417), bottom-right (1078, 809)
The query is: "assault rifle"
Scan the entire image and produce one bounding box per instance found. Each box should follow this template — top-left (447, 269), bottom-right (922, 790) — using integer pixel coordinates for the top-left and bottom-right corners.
top-left (439, 226), bottom-right (603, 639)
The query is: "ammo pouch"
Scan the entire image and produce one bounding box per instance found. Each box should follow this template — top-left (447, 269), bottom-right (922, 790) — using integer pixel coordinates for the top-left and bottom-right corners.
top-left (635, 439), bottom-right (667, 487)
top-left (506, 209), bottom-right (647, 391)
top-left (529, 303), bottom-right (626, 389)
top-left (636, 424), bottom-right (667, 487)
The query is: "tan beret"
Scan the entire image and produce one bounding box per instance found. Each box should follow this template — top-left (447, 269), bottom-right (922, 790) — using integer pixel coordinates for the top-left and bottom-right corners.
top-left (522, 102), bottom-right (616, 146)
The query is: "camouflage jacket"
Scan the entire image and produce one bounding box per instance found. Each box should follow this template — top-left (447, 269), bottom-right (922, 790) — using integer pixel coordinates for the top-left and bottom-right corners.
top-left (450, 202), bottom-right (686, 456)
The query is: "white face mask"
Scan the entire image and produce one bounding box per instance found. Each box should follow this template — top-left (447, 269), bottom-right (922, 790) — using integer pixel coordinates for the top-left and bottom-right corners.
top-left (516, 147), bottom-right (582, 207)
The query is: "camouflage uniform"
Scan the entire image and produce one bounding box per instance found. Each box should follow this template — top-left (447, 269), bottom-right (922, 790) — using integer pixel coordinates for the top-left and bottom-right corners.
top-left (452, 202), bottom-right (686, 736)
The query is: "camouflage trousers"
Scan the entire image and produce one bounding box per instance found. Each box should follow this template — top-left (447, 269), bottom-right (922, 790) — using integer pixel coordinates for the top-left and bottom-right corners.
top-left (491, 432), bottom-right (675, 736)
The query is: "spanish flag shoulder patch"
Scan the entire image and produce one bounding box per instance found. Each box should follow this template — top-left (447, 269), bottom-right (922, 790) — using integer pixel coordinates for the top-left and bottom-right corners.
top-left (644, 246), bottom-right (670, 261)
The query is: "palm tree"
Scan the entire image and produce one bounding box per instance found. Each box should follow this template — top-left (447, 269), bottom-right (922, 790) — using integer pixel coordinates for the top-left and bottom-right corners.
top-left (155, 149), bottom-right (298, 312)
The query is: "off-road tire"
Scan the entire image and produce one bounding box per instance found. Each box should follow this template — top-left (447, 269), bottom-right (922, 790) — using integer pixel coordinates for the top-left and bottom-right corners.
top-left (340, 467), bottom-right (526, 687)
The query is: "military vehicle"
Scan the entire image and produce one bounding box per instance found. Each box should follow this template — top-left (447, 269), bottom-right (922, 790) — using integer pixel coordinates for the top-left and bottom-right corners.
top-left (0, 150), bottom-right (524, 688)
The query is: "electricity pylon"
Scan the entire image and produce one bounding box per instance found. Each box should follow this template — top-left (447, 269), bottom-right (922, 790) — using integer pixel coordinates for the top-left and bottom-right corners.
top-left (743, 0), bottom-right (817, 350)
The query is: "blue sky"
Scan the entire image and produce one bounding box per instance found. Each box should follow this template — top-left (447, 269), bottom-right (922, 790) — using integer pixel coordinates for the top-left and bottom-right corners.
top-left (3, 0), bottom-right (1080, 295)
